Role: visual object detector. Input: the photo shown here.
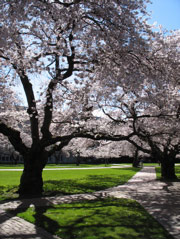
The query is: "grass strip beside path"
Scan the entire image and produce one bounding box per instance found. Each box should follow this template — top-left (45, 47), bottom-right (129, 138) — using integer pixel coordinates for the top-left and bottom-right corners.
top-left (9, 198), bottom-right (173, 239)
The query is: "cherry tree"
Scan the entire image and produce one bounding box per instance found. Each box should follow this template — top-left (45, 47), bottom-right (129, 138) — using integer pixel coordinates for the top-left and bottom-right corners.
top-left (130, 30), bottom-right (180, 179)
top-left (0, 0), bottom-right (152, 196)
top-left (93, 28), bottom-right (180, 178)
top-left (96, 84), bottom-right (179, 178)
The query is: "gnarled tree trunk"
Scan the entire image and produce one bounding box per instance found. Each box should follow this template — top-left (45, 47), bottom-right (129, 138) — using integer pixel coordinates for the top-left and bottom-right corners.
top-left (18, 149), bottom-right (48, 197)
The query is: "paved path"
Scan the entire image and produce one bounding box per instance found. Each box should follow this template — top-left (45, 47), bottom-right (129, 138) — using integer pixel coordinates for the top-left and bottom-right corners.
top-left (0, 167), bottom-right (179, 239)
top-left (0, 165), bottom-right (131, 171)
top-left (108, 167), bottom-right (180, 239)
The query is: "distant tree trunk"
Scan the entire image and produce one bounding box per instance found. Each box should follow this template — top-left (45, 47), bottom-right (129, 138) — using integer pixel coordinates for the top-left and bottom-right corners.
top-left (105, 158), bottom-right (109, 166)
top-left (54, 152), bottom-right (60, 164)
top-left (14, 155), bottom-right (19, 165)
top-left (133, 149), bottom-right (139, 167)
top-left (18, 149), bottom-right (48, 197)
top-left (161, 155), bottom-right (177, 180)
top-left (76, 151), bottom-right (80, 166)
top-left (76, 157), bottom-right (80, 166)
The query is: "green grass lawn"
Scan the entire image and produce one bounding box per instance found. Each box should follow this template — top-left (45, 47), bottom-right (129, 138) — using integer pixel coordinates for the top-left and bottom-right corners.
top-left (0, 167), bottom-right (140, 201)
top-left (0, 164), bottom-right (24, 169)
top-left (8, 197), bottom-right (173, 239)
top-left (156, 165), bottom-right (180, 180)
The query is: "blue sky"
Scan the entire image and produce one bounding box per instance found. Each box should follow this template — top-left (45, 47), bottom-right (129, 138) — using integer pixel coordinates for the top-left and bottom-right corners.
top-left (147, 0), bottom-right (180, 31)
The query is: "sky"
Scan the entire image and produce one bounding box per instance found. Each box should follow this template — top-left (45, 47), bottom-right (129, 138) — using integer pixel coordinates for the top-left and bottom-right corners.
top-left (147, 0), bottom-right (180, 31)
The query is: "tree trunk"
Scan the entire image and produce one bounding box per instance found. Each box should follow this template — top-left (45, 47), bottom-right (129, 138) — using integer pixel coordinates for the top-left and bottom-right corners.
top-left (18, 150), bottom-right (48, 197)
top-left (133, 149), bottom-right (139, 167)
top-left (161, 156), bottom-right (177, 180)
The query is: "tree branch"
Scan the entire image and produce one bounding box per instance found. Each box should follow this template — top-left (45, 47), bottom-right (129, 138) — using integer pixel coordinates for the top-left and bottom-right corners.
top-left (127, 138), bottom-right (151, 154)
top-left (51, 0), bottom-right (81, 7)
top-left (1, 46), bottom-right (40, 147)
top-left (14, 68), bottom-right (40, 146)
top-left (0, 122), bottom-right (28, 155)
top-left (41, 130), bottom-right (136, 148)
top-left (100, 106), bottom-right (126, 124)
top-left (41, 24), bottom-right (76, 139)
top-left (48, 139), bottom-right (70, 157)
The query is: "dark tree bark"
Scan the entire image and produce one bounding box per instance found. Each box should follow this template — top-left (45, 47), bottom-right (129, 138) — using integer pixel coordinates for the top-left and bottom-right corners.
top-left (18, 149), bottom-right (48, 197)
top-left (133, 149), bottom-right (140, 167)
top-left (161, 155), bottom-right (177, 180)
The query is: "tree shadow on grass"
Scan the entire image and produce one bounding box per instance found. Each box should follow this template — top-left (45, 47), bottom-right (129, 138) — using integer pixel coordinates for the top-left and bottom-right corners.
top-left (0, 185), bottom-right (19, 203)
top-left (43, 175), bottom-right (129, 196)
top-left (59, 198), bottom-right (175, 239)
top-left (9, 198), bottom-right (174, 239)
top-left (43, 168), bottom-right (140, 197)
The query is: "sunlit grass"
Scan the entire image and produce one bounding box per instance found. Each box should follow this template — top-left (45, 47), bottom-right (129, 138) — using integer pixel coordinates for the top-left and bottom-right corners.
top-left (0, 171), bottom-right (22, 186)
top-left (43, 168), bottom-right (139, 196)
top-left (9, 198), bottom-right (173, 239)
top-left (0, 164), bottom-right (24, 169)
top-left (0, 167), bottom-right (140, 201)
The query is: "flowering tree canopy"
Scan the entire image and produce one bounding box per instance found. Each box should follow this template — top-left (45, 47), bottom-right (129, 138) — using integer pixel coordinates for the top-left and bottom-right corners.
top-left (95, 29), bottom-right (180, 178)
top-left (0, 0), bottom-right (155, 196)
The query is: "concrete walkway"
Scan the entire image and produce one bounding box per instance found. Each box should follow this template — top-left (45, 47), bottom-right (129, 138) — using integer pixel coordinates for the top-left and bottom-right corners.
top-left (108, 167), bottom-right (180, 239)
top-left (0, 164), bottom-right (131, 171)
top-left (0, 167), bottom-right (179, 239)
